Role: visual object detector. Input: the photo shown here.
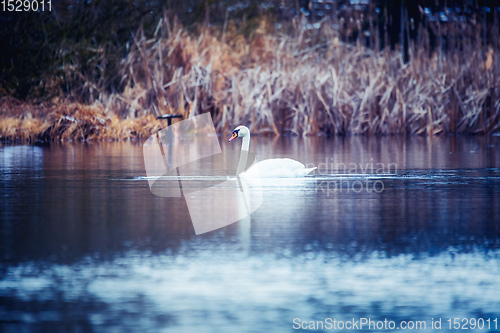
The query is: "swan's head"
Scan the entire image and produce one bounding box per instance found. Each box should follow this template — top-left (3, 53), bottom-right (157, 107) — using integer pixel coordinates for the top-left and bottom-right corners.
top-left (228, 126), bottom-right (250, 142)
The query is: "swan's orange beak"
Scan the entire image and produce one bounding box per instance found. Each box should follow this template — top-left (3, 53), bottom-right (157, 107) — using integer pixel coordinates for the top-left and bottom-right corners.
top-left (228, 131), bottom-right (238, 142)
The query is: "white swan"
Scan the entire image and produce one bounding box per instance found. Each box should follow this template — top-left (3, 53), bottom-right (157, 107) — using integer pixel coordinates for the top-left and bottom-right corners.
top-left (228, 126), bottom-right (317, 178)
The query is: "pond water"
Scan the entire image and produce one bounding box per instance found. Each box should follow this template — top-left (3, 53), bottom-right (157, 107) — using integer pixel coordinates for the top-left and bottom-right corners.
top-left (1, 135), bottom-right (500, 332)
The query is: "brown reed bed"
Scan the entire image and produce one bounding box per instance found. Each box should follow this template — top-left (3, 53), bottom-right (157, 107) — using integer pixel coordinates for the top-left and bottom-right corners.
top-left (1, 13), bottom-right (499, 142)
top-left (84, 16), bottom-right (500, 136)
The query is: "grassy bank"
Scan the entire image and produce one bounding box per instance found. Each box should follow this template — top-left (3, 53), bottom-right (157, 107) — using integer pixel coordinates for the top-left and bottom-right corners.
top-left (1, 12), bottom-right (499, 142)
top-left (0, 97), bottom-right (162, 142)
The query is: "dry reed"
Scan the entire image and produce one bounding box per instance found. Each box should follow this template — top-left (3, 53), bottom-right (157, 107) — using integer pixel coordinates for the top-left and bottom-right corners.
top-left (94, 16), bottom-right (499, 136)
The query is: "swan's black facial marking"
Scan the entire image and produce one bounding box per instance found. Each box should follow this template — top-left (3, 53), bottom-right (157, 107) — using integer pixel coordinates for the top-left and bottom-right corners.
top-left (229, 129), bottom-right (240, 142)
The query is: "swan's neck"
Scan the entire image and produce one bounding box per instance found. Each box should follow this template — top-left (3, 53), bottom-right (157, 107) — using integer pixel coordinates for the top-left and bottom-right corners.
top-left (241, 134), bottom-right (250, 151)
top-left (236, 134), bottom-right (250, 175)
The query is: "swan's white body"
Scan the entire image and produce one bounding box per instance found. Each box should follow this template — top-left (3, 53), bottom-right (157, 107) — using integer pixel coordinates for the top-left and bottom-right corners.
top-left (229, 126), bottom-right (316, 178)
top-left (243, 158), bottom-right (316, 178)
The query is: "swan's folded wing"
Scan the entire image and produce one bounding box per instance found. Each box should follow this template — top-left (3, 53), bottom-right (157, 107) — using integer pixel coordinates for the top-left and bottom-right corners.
top-left (243, 158), bottom-right (313, 178)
